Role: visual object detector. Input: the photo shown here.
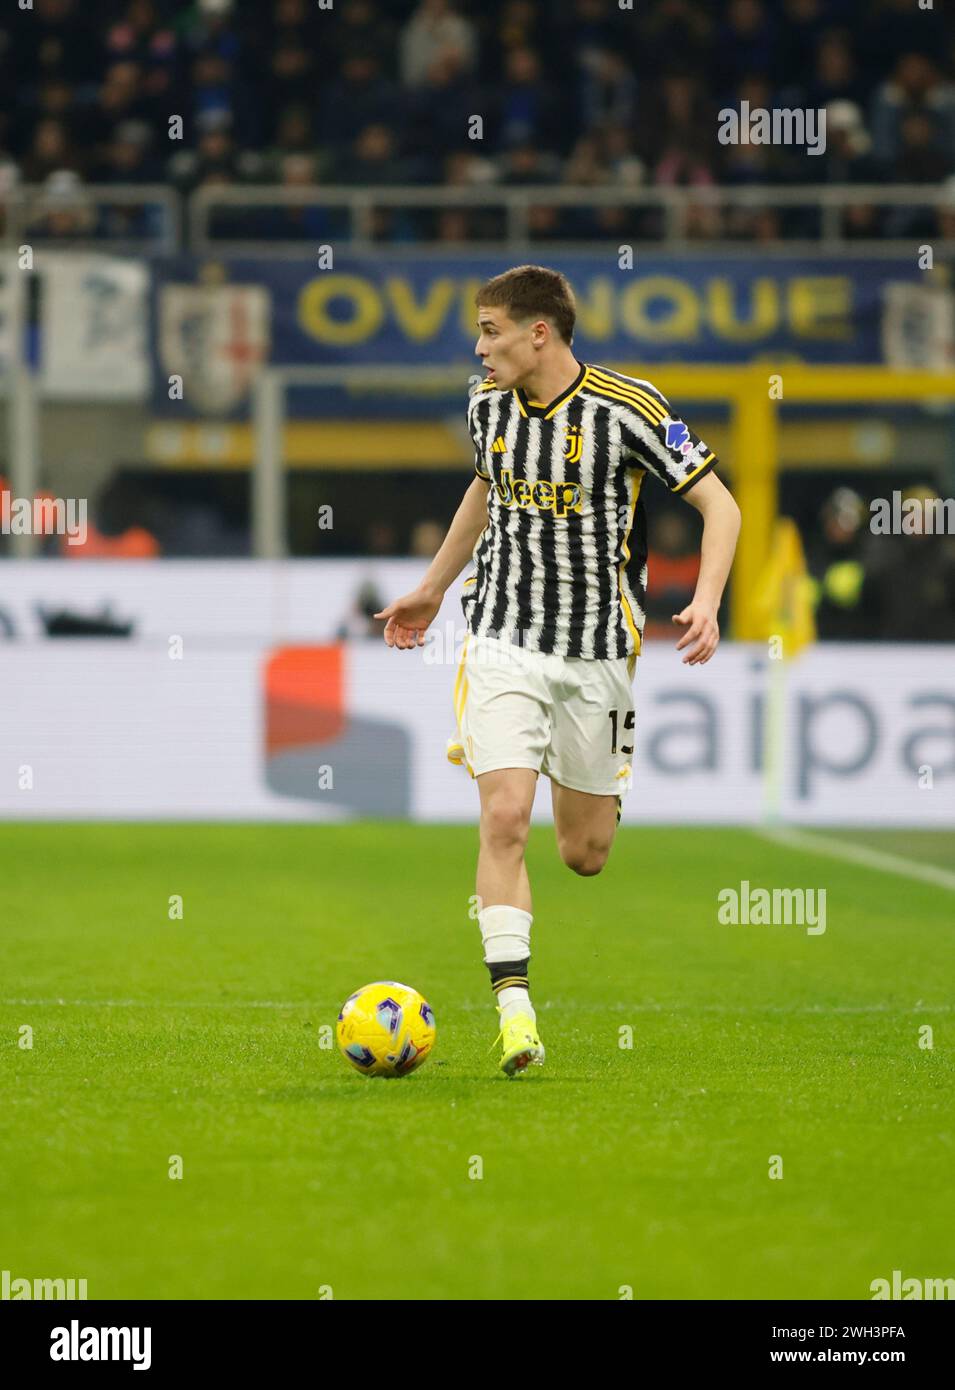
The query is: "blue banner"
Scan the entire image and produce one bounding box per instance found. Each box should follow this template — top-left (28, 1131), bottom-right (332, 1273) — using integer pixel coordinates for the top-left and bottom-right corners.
top-left (149, 253), bottom-right (923, 417)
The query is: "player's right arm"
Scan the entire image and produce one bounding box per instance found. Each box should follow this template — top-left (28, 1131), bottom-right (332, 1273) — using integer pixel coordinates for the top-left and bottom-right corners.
top-left (374, 476), bottom-right (490, 650)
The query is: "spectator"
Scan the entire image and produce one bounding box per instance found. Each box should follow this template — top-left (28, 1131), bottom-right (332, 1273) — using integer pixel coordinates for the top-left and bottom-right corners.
top-left (435, 208), bottom-right (472, 241)
top-left (91, 120), bottom-right (161, 184)
top-left (443, 150), bottom-right (498, 187)
top-left (882, 112), bottom-right (955, 238)
top-left (168, 112), bottom-right (241, 194)
top-left (892, 112), bottom-right (954, 184)
top-left (806, 488), bottom-right (876, 640)
top-left (559, 0), bottom-right (624, 72)
top-left (818, 101), bottom-right (879, 184)
top-left (255, 153), bottom-right (339, 241)
top-left (563, 133), bottom-right (611, 187)
top-left (20, 0), bottom-right (100, 87)
top-left (641, 0), bottom-right (713, 79)
top-left (104, 0), bottom-right (177, 104)
top-left (79, 61), bottom-right (148, 153)
top-left (498, 139), bottom-right (562, 186)
top-left (336, 123), bottom-right (419, 187)
top-left (805, 31), bottom-right (868, 111)
top-left (320, 54), bottom-right (399, 150)
top-left (857, 0), bottom-right (947, 83)
top-left (410, 520), bottom-right (445, 557)
top-left (864, 487), bottom-right (955, 642)
top-left (654, 134), bottom-right (719, 191)
top-left (719, 76), bottom-right (788, 193)
top-left (265, 40), bottom-right (313, 112)
top-left (495, 0), bottom-right (540, 59)
top-left (405, 50), bottom-right (484, 165)
top-left (365, 520), bottom-right (398, 555)
top-left (715, 0), bottom-right (775, 95)
top-left (772, 0), bottom-right (828, 95)
top-left (400, 0), bottom-right (477, 89)
top-left (334, 0), bottom-right (396, 76)
top-left (870, 54), bottom-right (955, 169)
top-left (495, 47), bottom-right (563, 154)
top-left (21, 118), bottom-right (81, 182)
top-left (31, 77), bottom-right (74, 128)
top-left (645, 510), bottom-right (700, 637)
top-left (578, 48), bottom-right (638, 138)
top-left (267, 104), bottom-right (317, 165)
top-left (602, 125), bottom-right (646, 187)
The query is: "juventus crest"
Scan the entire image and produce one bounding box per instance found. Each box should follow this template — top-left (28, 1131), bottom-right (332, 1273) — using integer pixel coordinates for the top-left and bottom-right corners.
top-left (563, 426), bottom-right (583, 464)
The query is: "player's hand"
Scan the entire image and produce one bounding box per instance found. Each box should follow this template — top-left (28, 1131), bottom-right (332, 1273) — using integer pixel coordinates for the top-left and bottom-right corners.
top-left (672, 601), bottom-right (719, 665)
top-left (374, 584), bottom-right (443, 650)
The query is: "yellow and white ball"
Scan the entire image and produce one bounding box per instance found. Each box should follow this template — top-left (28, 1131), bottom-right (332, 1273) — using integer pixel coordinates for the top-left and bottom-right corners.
top-left (336, 981), bottom-right (436, 1077)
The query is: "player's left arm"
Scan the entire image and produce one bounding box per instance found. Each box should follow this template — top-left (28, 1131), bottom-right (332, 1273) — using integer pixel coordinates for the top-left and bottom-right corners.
top-left (674, 470), bottom-right (741, 666)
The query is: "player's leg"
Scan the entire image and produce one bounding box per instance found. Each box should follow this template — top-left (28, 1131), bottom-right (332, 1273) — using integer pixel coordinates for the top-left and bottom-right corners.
top-left (475, 765), bottom-right (545, 1074)
top-left (544, 652), bottom-right (635, 875)
top-left (476, 766), bottom-right (536, 912)
top-left (452, 634), bottom-right (548, 1073)
top-left (550, 781), bottom-right (619, 877)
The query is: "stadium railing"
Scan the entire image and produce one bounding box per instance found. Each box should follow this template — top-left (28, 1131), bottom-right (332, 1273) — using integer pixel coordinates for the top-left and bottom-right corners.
top-left (1, 185), bottom-right (180, 255)
top-left (4, 182), bottom-right (952, 254)
top-left (191, 183), bottom-right (955, 253)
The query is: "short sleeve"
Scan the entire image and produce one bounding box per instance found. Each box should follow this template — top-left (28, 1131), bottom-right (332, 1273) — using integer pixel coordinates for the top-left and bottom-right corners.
top-left (618, 385), bottom-right (718, 495)
top-left (467, 387), bottom-right (491, 480)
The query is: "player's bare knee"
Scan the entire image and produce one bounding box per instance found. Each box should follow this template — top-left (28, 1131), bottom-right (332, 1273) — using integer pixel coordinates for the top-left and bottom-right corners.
top-left (560, 838), bottom-right (611, 876)
top-left (480, 796), bottom-right (531, 855)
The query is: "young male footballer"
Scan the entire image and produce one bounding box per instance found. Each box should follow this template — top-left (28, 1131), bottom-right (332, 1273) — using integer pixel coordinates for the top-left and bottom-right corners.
top-left (376, 265), bottom-right (740, 1076)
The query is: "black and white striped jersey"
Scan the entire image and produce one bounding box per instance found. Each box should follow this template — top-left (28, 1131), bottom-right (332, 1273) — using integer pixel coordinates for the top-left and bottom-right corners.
top-left (462, 360), bottom-right (719, 659)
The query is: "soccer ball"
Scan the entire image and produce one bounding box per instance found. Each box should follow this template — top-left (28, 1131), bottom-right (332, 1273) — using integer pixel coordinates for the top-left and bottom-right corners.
top-left (336, 981), bottom-right (436, 1077)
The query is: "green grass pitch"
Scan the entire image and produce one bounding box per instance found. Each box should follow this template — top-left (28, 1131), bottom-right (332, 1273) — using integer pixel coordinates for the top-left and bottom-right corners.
top-left (2, 823), bottom-right (953, 1301)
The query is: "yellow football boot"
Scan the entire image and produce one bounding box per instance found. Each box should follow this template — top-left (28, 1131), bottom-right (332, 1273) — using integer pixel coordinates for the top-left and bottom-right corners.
top-left (493, 1009), bottom-right (545, 1077)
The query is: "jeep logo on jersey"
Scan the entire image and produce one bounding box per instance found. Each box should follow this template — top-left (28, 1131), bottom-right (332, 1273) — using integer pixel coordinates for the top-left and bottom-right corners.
top-left (494, 468), bottom-right (582, 517)
top-left (664, 418), bottom-right (694, 455)
top-left (563, 426), bottom-right (583, 465)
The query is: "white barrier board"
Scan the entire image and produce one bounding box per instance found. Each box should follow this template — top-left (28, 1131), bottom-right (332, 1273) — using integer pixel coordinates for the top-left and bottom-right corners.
top-left (0, 562), bottom-right (952, 823)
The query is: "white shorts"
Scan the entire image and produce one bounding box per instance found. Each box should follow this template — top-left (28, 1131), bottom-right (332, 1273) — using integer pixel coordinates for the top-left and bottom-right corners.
top-left (449, 632), bottom-right (637, 797)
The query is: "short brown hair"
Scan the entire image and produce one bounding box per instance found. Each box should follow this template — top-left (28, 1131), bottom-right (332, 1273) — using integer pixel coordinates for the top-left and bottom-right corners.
top-left (476, 264), bottom-right (576, 344)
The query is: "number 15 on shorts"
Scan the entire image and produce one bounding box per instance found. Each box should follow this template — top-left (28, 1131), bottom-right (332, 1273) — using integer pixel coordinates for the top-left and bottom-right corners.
top-left (608, 707), bottom-right (634, 756)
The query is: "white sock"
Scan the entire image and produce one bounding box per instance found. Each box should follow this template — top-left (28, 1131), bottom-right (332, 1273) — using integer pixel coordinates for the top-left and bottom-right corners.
top-left (479, 904), bottom-right (535, 1025)
top-left (497, 984), bottom-right (535, 1025)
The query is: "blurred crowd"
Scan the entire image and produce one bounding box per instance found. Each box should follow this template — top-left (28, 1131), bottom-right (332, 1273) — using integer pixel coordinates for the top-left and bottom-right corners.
top-left (5, 0), bottom-right (955, 242)
top-left (805, 485), bottom-right (955, 642)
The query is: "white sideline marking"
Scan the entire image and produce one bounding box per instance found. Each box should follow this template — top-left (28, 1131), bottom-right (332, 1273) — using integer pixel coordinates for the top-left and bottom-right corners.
top-left (1, 999), bottom-right (950, 1014)
top-left (0, 998), bottom-right (312, 1010)
top-left (756, 827), bottom-right (955, 894)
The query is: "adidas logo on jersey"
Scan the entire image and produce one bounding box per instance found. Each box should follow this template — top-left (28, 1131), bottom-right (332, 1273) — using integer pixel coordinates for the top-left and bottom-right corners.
top-left (490, 436), bottom-right (508, 454)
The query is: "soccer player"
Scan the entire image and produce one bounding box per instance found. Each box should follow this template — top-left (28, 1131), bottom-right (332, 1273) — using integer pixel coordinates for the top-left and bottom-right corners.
top-left (376, 265), bottom-right (740, 1076)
